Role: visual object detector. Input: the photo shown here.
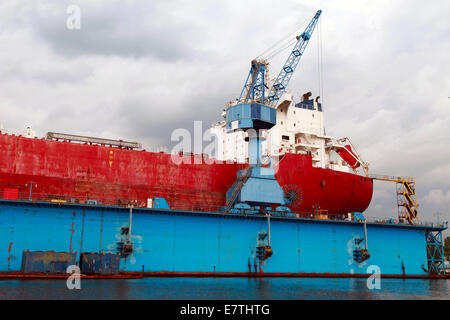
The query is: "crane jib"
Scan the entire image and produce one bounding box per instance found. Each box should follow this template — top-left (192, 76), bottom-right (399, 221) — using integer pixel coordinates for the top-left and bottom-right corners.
top-left (267, 9), bottom-right (322, 107)
top-left (236, 10), bottom-right (321, 106)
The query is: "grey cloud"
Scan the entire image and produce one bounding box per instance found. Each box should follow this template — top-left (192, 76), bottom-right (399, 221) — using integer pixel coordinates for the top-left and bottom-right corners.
top-left (30, 1), bottom-right (202, 61)
top-left (115, 82), bottom-right (240, 148)
top-left (1, 0), bottom-right (449, 233)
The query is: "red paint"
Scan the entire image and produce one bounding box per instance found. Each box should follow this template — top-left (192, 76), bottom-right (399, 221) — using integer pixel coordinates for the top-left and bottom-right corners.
top-left (7, 242), bottom-right (13, 272)
top-left (337, 145), bottom-right (360, 169)
top-left (0, 133), bottom-right (372, 215)
top-left (275, 154), bottom-right (373, 214)
top-left (3, 188), bottom-right (18, 200)
top-left (0, 271), bottom-right (143, 279)
top-left (0, 271), bottom-right (447, 280)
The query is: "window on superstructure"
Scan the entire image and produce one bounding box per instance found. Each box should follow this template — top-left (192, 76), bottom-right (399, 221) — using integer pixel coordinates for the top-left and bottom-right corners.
top-left (282, 135), bottom-right (289, 141)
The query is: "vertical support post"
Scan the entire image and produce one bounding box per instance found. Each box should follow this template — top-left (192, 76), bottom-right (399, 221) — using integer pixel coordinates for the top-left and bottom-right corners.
top-left (267, 213), bottom-right (271, 247)
top-left (26, 181), bottom-right (37, 201)
top-left (364, 221), bottom-right (368, 250)
top-left (248, 130), bottom-right (266, 167)
top-left (128, 206), bottom-right (133, 242)
top-left (99, 209), bottom-right (104, 253)
top-left (248, 130), bottom-right (262, 167)
top-left (80, 211), bottom-right (85, 255)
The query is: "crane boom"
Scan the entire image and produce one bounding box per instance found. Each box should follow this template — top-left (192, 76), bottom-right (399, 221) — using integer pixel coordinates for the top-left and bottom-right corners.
top-left (266, 10), bottom-right (322, 107)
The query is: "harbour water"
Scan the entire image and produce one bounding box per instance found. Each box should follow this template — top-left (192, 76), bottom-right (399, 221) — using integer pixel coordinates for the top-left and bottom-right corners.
top-left (1, 277), bottom-right (449, 300)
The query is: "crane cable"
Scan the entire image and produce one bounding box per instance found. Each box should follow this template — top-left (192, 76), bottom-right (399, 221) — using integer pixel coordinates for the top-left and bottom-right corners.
top-left (317, 18), bottom-right (324, 106)
top-left (255, 16), bottom-right (309, 60)
top-left (253, 14), bottom-right (325, 103)
top-left (265, 38), bottom-right (297, 61)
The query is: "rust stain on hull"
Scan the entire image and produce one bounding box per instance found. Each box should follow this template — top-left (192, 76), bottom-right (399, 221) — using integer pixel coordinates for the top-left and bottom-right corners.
top-left (0, 271), bottom-right (448, 280)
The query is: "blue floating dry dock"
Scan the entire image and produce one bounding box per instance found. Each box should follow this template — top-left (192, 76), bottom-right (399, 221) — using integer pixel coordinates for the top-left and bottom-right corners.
top-left (0, 199), bottom-right (446, 278)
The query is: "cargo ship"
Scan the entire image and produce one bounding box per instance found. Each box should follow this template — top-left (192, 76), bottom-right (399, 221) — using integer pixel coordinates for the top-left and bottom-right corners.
top-left (0, 10), bottom-right (446, 278)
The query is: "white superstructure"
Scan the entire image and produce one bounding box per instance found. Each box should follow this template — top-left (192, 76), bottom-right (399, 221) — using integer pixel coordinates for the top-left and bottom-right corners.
top-left (210, 92), bottom-right (368, 175)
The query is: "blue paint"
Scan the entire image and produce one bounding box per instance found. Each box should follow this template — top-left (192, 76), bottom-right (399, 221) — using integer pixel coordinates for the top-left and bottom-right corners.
top-left (353, 212), bottom-right (366, 221)
top-left (225, 101), bottom-right (285, 210)
top-left (21, 251), bottom-right (76, 273)
top-left (225, 103), bottom-right (276, 131)
top-left (237, 168), bottom-right (286, 206)
top-left (295, 100), bottom-right (322, 112)
top-left (0, 200), bottom-right (442, 275)
top-left (238, 61), bottom-right (267, 104)
top-left (79, 253), bottom-right (120, 274)
top-left (153, 197), bottom-right (170, 210)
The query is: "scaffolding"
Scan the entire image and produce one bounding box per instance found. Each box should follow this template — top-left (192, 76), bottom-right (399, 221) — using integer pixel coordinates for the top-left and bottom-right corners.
top-left (425, 230), bottom-right (446, 275)
top-left (369, 175), bottom-right (419, 225)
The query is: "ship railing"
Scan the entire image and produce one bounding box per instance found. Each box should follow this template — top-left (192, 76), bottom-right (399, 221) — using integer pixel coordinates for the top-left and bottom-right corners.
top-left (0, 190), bottom-right (140, 207)
top-left (347, 215), bottom-right (448, 229)
top-left (0, 190), bottom-right (447, 228)
top-left (0, 190), bottom-right (227, 212)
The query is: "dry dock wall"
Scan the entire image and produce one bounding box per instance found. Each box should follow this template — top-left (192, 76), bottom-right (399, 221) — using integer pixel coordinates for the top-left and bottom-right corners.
top-left (0, 200), bottom-right (430, 276)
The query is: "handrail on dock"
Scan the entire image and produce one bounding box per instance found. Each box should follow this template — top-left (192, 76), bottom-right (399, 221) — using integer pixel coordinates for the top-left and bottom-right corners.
top-left (0, 190), bottom-right (447, 229)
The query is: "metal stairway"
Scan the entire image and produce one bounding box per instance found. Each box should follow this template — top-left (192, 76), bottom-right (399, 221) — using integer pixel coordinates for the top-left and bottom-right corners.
top-left (369, 174), bottom-right (419, 224)
top-left (225, 169), bottom-right (251, 212)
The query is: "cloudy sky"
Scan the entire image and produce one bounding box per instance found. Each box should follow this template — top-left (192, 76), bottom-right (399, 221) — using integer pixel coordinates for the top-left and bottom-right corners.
top-left (0, 0), bottom-right (449, 228)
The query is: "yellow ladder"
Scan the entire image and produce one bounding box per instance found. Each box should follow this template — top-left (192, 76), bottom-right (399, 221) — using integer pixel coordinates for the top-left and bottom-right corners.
top-left (396, 179), bottom-right (418, 224)
top-left (369, 174), bottom-right (419, 224)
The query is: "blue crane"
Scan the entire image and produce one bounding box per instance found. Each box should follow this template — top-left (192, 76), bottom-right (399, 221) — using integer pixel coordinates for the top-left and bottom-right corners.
top-left (266, 9), bottom-right (321, 107)
top-left (238, 10), bottom-right (321, 106)
top-left (223, 10), bottom-right (322, 217)
top-left (238, 59), bottom-right (268, 104)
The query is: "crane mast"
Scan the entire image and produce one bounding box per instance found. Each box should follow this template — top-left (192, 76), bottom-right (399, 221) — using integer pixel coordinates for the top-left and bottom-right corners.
top-left (238, 59), bottom-right (268, 104)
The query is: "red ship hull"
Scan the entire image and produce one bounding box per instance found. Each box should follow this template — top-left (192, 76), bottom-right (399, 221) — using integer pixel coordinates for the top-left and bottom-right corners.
top-left (0, 133), bottom-right (373, 214)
